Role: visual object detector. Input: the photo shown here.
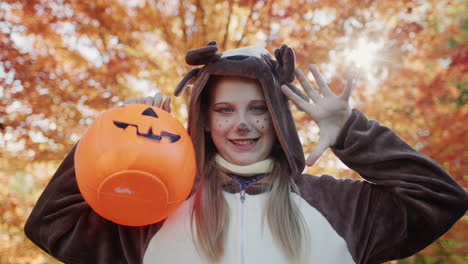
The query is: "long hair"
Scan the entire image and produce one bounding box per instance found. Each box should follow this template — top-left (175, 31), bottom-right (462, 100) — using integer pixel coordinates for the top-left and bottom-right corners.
top-left (190, 76), bottom-right (308, 263)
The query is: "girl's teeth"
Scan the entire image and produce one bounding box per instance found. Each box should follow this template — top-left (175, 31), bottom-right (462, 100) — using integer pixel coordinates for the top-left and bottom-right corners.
top-left (234, 140), bottom-right (254, 145)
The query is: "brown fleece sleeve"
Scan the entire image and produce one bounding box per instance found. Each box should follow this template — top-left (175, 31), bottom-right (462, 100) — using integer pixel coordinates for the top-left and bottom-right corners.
top-left (297, 109), bottom-right (468, 264)
top-left (24, 145), bottom-right (163, 264)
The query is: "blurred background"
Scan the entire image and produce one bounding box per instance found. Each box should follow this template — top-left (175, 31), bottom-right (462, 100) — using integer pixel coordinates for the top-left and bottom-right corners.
top-left (0, 0), bottom-right (466, 263)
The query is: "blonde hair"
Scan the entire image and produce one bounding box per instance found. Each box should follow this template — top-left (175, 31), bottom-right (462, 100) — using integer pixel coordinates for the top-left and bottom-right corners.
top-left (190, 76), bottom-right (308, 262)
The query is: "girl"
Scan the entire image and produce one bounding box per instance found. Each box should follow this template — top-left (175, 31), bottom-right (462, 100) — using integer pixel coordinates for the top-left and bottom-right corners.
top-left (25, 41), bottom-right (467, 264)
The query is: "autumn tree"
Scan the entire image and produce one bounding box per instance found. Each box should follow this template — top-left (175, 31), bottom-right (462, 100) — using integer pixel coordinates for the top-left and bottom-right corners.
top-left (0, 0), bottom-right (466, 263)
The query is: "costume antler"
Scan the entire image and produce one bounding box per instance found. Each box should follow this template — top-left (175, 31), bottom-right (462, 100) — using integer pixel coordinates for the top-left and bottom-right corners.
top-left (274, 44), bottom-right (295, 83)
top-left (185, 40), bottom-right (220, 66)
top-left (273, 44), bottom-right (309, 102)
top-left (174, 41), bottom-right (221, 96)
top-left (174, 67), bottom-right (201, 97)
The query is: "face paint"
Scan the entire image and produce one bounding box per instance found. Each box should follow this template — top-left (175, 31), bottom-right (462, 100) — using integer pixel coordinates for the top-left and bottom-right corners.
top-left (208, 77), bottom-right (276, 166)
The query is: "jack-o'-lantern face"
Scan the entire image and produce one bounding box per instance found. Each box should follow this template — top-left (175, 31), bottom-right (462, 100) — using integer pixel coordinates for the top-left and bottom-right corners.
top-left (113, 106), bottom-right (181, 143)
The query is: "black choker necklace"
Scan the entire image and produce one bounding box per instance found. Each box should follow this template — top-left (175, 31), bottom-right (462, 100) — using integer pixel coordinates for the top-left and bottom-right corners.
top-left (225, 172), bottom-right (267, 190)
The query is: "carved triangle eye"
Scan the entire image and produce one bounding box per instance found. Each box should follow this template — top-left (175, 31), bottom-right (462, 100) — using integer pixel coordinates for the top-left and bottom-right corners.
top-left (141, 107), bottom-right (158, 118)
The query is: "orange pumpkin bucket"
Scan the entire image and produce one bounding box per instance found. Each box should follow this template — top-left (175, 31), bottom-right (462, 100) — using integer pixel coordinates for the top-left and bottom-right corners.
top-left (75, 104), bottom-right (196, 226)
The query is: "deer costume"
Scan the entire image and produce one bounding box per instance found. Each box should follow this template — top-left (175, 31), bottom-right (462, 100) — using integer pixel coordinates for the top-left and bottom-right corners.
top-left (25, 41), bottom-right (467, 264)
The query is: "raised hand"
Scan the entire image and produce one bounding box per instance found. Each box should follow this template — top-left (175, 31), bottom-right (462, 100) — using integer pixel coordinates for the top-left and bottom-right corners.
top-left (123, 93), bottom-right (172, 113)
top-left (281, 64), bottom-right (353, 167)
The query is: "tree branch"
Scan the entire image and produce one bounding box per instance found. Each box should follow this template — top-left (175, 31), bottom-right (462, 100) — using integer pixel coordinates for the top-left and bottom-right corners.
top-left (148, 0), bottom-right (177, 51)
top-left (178, 0), bottom-right (188, 44)
top-left (236, 0), bottom-right (256, 47)
top-left (195, 0), bottom-right (206, 46)
top-left (222, 1), bottom-right (236, 50)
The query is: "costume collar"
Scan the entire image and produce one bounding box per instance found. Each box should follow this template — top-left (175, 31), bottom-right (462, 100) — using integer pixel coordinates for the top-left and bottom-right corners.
top-left (215, 153), bottom-right (273, 177)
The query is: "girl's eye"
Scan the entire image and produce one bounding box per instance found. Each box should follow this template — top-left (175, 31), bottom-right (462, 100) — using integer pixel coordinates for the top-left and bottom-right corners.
top-left (250, 105), bottom-right (267, 114)
top-left (215, 107), bottom-right (233, 113)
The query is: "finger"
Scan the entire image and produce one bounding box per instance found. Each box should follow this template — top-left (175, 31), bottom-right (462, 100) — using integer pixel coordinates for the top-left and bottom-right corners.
top-left (162, 96), bottom-right (171, 113)
top-left (305, 137), bottom-right (329, 166)
top-left (143, 96), bottom-right (155, 106)
top-left (295, 69), bottom-right (321, 103)
top-left (153, 93), bottom-right (163, 107)
top-left (281, 85), bottom-right (312, 114)
top-left (309, 64), bottom-right (333, 97)
top-left (284, 83), bottom-right (310, 103)
top-left (339, 73), bottom-right (353, 101)
top-left (123, 98), bottom-right (137, 105)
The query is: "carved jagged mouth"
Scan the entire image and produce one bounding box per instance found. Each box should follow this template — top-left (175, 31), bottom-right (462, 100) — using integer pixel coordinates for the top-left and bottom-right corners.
top-left (113, 121), bottom-right (181, 143)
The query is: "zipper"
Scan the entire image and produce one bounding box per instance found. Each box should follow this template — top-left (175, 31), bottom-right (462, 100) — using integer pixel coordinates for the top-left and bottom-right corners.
top-left (240, 189), bottom-right (246, 203)
top-left (240, 188), bottom-right (246, 264)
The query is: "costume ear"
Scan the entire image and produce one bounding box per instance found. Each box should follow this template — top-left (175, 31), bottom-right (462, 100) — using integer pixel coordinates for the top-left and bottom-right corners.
top-left (174, 68), bottom-right (201, 96)
top-left (185, 41), bottom-right (220, 66)
top-left (272, 44), bottom-right (308, 103)
top-left (274, 44), bottom-right (295, 83)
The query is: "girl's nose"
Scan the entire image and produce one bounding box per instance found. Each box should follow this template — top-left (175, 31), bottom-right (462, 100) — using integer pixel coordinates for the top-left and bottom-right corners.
top-left (235, 122), bottom-right (250, 134)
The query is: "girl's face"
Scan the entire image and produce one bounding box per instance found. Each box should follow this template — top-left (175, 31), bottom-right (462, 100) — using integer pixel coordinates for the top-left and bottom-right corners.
top-left (208, 77), bottom-right (276, 166)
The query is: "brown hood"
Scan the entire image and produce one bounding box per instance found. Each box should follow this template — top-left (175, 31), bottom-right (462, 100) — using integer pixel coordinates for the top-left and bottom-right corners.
top-left (174, 41), bottom-right (306, 179)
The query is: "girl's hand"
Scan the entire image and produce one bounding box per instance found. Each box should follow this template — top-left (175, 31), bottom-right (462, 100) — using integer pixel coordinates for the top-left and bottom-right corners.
top-left (281, 64), bottom-right (353, 167)
top-left (123, 93), bottom-right (172, 113)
